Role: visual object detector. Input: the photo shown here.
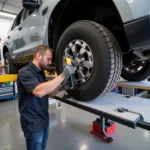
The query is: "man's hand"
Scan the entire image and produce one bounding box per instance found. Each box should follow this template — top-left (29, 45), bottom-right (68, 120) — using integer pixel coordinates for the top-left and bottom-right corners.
top-left (61, 65), bottom-right (75, 79)
top-left (59, 79), bottom-right (71, 91)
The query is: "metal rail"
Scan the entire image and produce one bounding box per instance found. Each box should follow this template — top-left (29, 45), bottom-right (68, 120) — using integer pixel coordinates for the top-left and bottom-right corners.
top-left (53, 94), bottom-right (150, 131)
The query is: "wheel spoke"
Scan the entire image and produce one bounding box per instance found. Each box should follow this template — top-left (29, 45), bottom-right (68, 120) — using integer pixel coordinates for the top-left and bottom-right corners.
top-left (75, 40), bottom-right (82, 46)
top-left (64, 39), bottom-right (94, 85)
top-left (77, 69), bottom-right (85, 79)
top-left (70, 45), bottom-right (78, 57)
top-left (87, 51), bottom-right (92, 57)
top-left (82, 42), bottom-right (87, 48)
top-left (68, 42), bottom-right (73, 48)
top-left (79, 48), bottom-right (86, 56)
top-left (64, 52), bottom-right (73, 59)
top-left (81, 60), bottom-right (93, 69)
top-left (85, 71), bottom-right (91, 78)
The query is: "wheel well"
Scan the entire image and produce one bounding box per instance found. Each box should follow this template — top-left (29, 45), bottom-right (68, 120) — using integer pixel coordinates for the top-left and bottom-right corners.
top-left (49, 0), bottom-right (129, 52)
top-left (3, 46), bottom-right (8, 58)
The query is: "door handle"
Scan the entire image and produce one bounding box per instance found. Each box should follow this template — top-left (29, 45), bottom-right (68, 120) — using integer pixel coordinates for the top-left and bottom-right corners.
top-left (18, 27), bottom-right (23, 31)
top-left (7, 36), bottom-right (10, 39)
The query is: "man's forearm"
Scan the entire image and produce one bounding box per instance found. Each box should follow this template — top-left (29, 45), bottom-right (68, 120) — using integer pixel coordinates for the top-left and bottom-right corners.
top-left (48, 86), bottom-right (60, 97)
top-left (33, 75), bottom-right (64, 97)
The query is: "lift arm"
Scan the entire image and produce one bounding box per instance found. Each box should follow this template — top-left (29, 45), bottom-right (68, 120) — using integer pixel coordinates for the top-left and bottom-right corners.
top-left (54, 92), bottom-right (150, 131)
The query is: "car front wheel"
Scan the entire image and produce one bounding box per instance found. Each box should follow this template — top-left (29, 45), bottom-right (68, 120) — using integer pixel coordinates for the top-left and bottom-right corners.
top-left (56, 21), bottom-right (122, 101)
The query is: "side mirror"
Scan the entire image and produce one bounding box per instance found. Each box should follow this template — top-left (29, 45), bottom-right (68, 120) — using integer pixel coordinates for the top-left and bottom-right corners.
top-left (22, 0), bottom-right (41, 11)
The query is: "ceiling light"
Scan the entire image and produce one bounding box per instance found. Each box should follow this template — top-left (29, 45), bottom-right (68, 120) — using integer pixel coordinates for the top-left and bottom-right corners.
top-left (0, 11), bottom-right (16, 19)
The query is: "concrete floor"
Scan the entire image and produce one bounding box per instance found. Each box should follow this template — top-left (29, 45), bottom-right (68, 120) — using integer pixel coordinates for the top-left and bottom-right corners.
top-left (0, 99), bottom-right (150, 150)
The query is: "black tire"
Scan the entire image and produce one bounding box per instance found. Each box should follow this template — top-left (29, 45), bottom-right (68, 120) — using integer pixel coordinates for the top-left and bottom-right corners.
top-left (121, 62), bottom-right (150, 81)
top-left (56, 21), bottom-right (122, 101)
top-left (4, 52), bottom-right (18, 74)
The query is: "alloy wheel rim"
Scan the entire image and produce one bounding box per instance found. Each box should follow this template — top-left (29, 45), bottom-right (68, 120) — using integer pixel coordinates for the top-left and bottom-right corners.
top-left (63, 40), bottom-right (94, 85)
top-left (123, 61), bottom-right (145, 74)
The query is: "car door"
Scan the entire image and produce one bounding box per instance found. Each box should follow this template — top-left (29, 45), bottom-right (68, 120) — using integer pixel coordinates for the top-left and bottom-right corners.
top-left (5, 10), bottom-right (24, 60)
top-left (13, 5), bottom-right (44, 63)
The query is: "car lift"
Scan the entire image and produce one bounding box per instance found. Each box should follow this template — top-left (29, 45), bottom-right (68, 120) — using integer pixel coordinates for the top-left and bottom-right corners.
top-left (1, 74), bottom-right (150, 143)
top-left (0, 74), bottom-right (17, 100)
top-left (0, 73), bottom-right (55, 101)
top-left (53, 81), bottom-right (150, 143)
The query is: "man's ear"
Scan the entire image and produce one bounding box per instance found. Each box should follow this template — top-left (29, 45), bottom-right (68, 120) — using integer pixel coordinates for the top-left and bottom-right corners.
top-left (36, 52), bottom-right (42, 60)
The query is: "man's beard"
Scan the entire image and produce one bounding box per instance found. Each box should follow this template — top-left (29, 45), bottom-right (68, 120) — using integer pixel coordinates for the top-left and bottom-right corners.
top-left (39, 63), bottom-right (47, 70)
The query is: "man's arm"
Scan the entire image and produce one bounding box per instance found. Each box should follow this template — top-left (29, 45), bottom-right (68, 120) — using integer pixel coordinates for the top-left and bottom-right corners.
top-left (48, 86), bottom-right (60, 97)
top-left (32, 65), bottom-right (75, 98)
top-left (48, 78), bottom-right (71, 97)
top-left (18, 65), bottom-right (74, 98)
top-left (32, 75), bottom-right (64, 98)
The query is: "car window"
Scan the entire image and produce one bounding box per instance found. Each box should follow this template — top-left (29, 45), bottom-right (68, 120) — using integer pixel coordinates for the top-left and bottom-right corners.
top-left (22, 9), bottom-right (35, 21)
top-left (11, 9), bottom-right (24, 31)
top-left (29, 10), bottom-right (34, 16)
top-left (22, 9), bottom-right (28, 21)
top-left (10, 17), bottom-right (17, 31)
top-left (10, 18), bottom-right (16, 31)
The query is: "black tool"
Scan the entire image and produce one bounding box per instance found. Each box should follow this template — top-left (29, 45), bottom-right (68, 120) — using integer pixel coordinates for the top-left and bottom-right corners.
top-left (118, 107), bottom-right (144, 121)
top-left (65, 58), bottom-right (75, 88)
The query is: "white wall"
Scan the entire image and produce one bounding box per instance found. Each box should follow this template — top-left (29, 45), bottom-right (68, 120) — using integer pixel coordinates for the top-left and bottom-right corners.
top-left (0, 17), bottom-right (13, 65)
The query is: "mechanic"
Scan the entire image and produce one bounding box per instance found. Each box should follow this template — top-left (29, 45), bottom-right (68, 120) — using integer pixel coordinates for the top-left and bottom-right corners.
top-left (17, 45), bottom-right (74, 150)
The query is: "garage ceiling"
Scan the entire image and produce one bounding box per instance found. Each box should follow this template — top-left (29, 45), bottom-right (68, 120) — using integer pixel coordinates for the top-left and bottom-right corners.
top-left (0, 0), bottom-right (22, 15)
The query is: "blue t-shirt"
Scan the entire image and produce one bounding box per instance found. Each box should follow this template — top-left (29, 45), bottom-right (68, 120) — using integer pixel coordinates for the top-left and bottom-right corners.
top-left (17, 62), bottom-right (49, 132)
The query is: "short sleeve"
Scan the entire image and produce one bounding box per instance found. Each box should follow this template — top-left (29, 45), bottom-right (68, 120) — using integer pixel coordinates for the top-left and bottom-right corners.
top-left (18, 69), bottom-right (40, 94)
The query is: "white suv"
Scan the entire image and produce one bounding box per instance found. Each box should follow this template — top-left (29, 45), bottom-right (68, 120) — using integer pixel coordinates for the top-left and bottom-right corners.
top-left (2, 0), bottom-right (150, 101)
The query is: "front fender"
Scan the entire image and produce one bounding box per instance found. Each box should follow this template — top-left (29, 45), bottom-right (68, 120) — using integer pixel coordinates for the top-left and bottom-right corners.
top-left (41, 0), bottom-right (63, 47)
top-left (113, 0), bottom-right (133, 23)
top-left (2, 42), bottom-right (10, 57)
top-left (113, 0), bottom-right (150, 23)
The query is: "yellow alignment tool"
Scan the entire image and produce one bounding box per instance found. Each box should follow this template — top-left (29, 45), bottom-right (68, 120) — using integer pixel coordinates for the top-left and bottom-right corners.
top-left (65, 57), bottom-right (72, 65)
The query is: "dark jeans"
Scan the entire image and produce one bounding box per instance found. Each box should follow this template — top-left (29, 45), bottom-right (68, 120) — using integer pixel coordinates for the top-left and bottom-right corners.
top-left (23, 127), bottom-right (49, 150)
